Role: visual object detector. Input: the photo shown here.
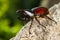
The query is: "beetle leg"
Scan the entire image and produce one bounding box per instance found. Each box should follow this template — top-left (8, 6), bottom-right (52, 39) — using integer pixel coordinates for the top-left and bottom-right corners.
top-left (29, 18), bottom-right (33, 34)
top-left (45, 16), bottom-right (57, 24)
top-left (35, 16), bottom-right (46, 28)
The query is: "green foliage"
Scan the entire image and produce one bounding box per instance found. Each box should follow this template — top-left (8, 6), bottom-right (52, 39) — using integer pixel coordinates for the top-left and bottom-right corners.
top-left (0, 0), bottom-right (40, 40)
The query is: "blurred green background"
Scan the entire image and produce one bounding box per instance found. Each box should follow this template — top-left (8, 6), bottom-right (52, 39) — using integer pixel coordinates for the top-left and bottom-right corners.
top-left (0, 0), bottom-right (41, 40)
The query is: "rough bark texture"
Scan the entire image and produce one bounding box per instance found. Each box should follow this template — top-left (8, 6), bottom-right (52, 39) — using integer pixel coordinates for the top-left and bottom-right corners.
top-left (10, 3), bottom-right (60, 40)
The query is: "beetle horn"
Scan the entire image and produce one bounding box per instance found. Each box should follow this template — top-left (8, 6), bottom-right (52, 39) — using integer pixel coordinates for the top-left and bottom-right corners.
top-left (16, 9), bottom-right (24, 13)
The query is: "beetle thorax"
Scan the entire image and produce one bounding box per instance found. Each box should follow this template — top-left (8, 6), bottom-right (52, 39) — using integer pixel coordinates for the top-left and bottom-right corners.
top-left (24, 10), bottom-right (34, 17)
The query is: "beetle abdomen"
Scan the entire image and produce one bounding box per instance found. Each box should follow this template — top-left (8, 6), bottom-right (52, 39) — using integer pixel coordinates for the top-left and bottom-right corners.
top-left (33, 7), bottom-right (49, 16)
